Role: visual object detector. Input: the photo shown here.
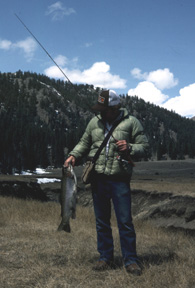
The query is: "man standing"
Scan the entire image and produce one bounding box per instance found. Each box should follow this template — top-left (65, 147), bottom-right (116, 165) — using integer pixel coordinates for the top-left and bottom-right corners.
top-left (65, 90), bottom-right (148, 275)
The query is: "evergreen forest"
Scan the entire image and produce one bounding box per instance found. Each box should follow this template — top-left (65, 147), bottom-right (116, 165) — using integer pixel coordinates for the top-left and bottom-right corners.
top-left (0, 71), bottom-right (195, 174)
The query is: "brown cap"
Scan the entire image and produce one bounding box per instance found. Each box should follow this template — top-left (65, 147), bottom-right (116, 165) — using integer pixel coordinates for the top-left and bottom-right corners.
top-left (91, 90), bottom-right (121, 111)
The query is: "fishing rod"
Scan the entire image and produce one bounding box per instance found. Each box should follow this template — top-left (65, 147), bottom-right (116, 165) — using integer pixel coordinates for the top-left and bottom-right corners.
top-left (15, 13), bottom-right (96, 103)
top-left (15, 13), bottom-right (135, 166)
top-left (15, 13), bottom-right (74, 87)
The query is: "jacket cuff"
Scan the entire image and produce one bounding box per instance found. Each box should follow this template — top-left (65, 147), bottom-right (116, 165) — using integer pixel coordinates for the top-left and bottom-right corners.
top-left (127, 143), bottom-right (132, 153)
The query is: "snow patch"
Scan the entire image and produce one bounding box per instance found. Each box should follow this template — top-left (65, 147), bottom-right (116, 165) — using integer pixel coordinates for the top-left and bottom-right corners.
top-left (37, 178), bottom-right (61, 184)
top-left (15, 168), bottom-right (50, 175)
top-left (35, 168), bottom-right (50, 174)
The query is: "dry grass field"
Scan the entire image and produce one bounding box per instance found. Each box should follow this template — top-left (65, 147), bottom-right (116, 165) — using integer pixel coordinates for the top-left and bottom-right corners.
top-left (130, 159), bottom-right (195, 197)
top-left (0, 193), bottom-right (195, 288)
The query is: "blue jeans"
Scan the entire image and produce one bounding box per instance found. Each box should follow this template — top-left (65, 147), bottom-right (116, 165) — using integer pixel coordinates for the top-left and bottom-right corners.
top-left (91, 176), bottom-right (138, 266)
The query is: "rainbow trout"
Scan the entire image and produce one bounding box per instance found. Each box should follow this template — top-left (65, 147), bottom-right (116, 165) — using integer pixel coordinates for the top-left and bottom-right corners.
top-left (58, 165), bottom-right (77, 233)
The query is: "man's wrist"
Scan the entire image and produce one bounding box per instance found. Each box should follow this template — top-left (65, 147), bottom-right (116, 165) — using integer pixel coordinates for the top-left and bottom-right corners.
top-left (127, 144), bottom-right (132, 153)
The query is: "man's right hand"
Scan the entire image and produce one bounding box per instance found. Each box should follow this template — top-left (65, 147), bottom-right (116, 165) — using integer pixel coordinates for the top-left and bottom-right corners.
top-left (64, 156), bottom-right (76, 167)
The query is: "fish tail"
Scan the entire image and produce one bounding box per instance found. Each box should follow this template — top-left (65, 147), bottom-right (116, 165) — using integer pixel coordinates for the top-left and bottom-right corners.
top-left (63, 223), bottom-right (71, 233)
top-left (57, 220), bottom-right (71, 233)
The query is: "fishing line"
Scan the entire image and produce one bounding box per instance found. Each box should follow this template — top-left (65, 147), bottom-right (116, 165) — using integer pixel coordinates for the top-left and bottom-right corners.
top-left (14, 13), bottom-right (74, 87)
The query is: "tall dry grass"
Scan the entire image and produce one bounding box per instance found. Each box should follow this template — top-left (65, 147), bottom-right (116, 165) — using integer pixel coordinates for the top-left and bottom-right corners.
top-left (0, 196), bottom-right (194, 288)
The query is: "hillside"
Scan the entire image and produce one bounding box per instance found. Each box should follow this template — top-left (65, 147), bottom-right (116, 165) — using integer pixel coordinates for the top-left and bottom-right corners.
top-left (0, 71), bottom-right (195, 174)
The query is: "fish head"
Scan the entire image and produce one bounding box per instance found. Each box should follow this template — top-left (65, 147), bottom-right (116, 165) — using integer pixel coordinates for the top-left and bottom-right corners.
top-left (62, 165), bottom-right (74, 178)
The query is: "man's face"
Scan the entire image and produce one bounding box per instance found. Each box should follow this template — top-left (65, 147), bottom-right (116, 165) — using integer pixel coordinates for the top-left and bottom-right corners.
top-left (100, 107), bottom-right (120, 123)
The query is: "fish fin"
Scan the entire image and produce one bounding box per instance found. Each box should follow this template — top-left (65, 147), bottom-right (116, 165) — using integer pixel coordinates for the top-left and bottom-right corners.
top-left (70, 205), bottom-right (76, 219)
top-left (63, 224), bottom-right (71, 233)
top-left (70, 195), bottom-right (77, 219)
top-left (71, 210), bottom-right (76, 219)
top-left (57, 221), bottom-right (64, 231)
top-left (57, 221), bottom-right (71, 233)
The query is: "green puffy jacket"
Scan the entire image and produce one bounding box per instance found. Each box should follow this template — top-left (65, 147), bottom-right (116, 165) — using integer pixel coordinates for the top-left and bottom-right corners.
top-left (69, 108), bottom-right (148, 179)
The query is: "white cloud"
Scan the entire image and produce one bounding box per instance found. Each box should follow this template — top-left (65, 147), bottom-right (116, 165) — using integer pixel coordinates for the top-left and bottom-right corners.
top-left (84, 42), bottom-right (93, 48)
top-left (131, 68), bottom-right (178, 90)
top-left (13, 37), bottom-right (37, 61)
top-left (0, 39), bottom-right (12, 50)
top-left (162, 83), bottom-right (195, 117)
top-left (128, 81), bottom-right (169, 105)
top-left (46, 1), bottom-right (76, 21)
top-left (44, 60), bottom-right (127, 89)
top-left (131, 68), bottom-right (146, 80)
top-left (54, 55), bottom-right (68, 66)
top-left (129, 67), bottom-right (195, 117)
top-left (0, 37), bottom-right (37, 61)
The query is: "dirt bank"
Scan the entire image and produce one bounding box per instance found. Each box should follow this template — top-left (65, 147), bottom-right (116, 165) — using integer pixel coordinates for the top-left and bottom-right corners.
top-left (0, 160), bottom-right (194, 232)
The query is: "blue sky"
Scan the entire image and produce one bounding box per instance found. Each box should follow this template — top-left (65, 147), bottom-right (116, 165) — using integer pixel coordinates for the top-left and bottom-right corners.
top-left (1, 0), bottom-right (195, 117)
